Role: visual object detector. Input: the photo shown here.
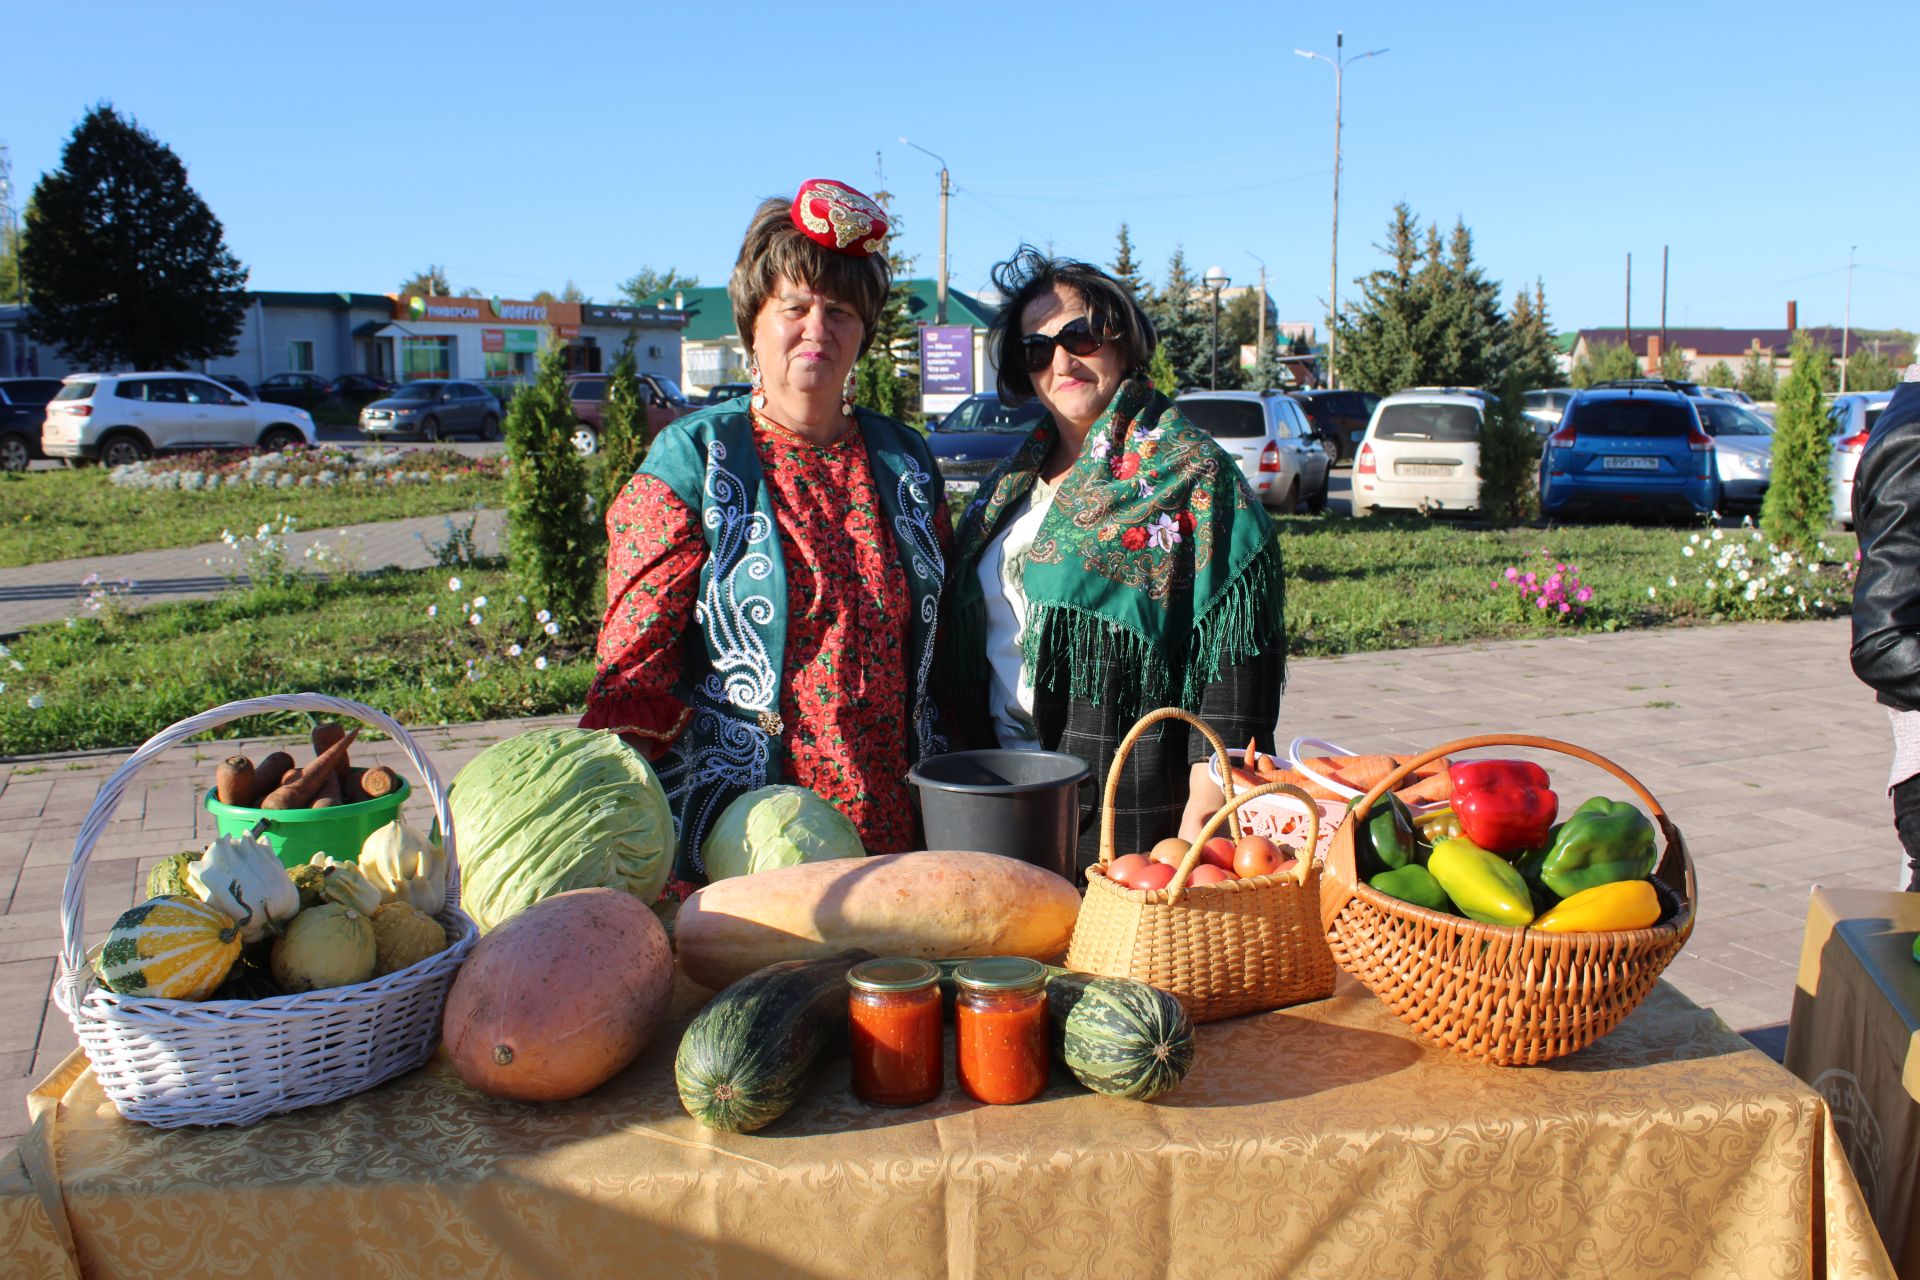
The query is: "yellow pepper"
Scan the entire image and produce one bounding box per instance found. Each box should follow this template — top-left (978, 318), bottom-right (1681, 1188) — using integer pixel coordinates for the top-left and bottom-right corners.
top-left (1530, 879), bottom-right (1662, 933)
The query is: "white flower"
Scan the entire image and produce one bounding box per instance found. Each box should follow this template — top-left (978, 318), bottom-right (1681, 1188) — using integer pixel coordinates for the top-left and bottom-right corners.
top-left (535, 609), bottom-right (551, 624)
top-left (27, 694), bottom-right (44, 710)
top-left (534, 656), bottom-right (548, 671)
top-left (1666, 576), bottom-right (1677, 587)
top-left (508, 643), bottom-right (523, 657)
top-left (0, 643), bottom-right (13, 658)
top-left (1148, 513), bottom-right (1182, 551)
top-left (1689, 533), bottom-right (1700, 544)
top-left (1647, 587), bottom-right (1657, 598)
top-left (427, 604), bottom-right (438, 618)
top-left (448, 576), bottom-right (463, 592)
top-left (1711, 528), bottom-right (1723, 540)
top-left (469, 613), bottom-right (484, 626)
top-left (516, 595), bottom-right (527, 604)
top-left (543, 621), bottom-right (559, 636)
top-left (7, 660), bottom-right (20, 672)
top-left (473, 595), bottom-right (488, 608)
top-left (1682, 546), bottom-right (1694, 557)
top-left (0, 682), bottom-right (5, 693)
top-left (1091, 437), bottom-right (1112, 460)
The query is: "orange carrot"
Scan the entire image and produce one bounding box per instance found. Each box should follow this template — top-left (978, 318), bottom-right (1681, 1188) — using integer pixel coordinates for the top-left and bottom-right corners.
top-left (1395, 772), bottom-right (1455, 805)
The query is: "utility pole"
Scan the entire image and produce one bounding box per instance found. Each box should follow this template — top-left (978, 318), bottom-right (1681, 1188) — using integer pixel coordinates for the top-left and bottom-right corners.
top-left (1841, 244), bottom-right (1856, 393)
top-left (899, 138), bottom-right (950, 325)
top-left (1624, 252), bottom-right (1633, 355)
top-left (1296, 34), bottom-right (1387, 391)
top-left (0, 142), bottom-right (19, 305)
top-left (1246, 251), bottom-right (1267, 360)
top-left (1659, 244), bottom-right (1668, 360)
top-left (1204, 267), bottom-right (1230, 390)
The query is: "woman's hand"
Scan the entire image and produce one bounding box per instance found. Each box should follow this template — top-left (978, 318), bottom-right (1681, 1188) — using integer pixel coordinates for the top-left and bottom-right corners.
top-left (1177, 762), bottom-right (1226, 844)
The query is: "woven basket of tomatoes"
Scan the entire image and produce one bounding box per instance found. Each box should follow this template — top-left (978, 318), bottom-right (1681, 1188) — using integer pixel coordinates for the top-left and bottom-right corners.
top-left (1064, 708), bottom-right (1338, 1023)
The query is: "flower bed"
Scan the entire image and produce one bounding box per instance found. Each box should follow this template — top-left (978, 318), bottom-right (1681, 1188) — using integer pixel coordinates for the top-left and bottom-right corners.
top-left (107, 446), bottom-right (506, 491)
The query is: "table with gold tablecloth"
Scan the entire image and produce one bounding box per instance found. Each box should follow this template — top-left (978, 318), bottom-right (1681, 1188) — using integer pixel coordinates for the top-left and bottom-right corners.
top-left (0, 975), bottom-right (1893, 1280)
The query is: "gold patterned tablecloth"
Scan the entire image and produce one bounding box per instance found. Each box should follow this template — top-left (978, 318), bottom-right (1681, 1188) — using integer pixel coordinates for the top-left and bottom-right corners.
top-left (0, 976), bottom-right (1894, 1279)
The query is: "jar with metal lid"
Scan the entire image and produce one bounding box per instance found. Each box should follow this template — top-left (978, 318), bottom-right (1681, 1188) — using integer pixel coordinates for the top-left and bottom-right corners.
top-left (846, 957), bottom-right (944, 1106)
top-left (953, 956), bottom-right (1050, 1105)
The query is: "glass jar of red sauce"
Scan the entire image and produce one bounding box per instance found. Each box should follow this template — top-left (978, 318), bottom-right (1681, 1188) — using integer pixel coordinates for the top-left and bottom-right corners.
top-left (847, 958), bottom-right (944, 1106)
top-left (953, 957), bottom-right (1050, 1105)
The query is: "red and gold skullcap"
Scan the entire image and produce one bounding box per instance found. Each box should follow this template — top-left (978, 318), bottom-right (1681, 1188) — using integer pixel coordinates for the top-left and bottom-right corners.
top-left (790, 179), bottom-right (889, 257)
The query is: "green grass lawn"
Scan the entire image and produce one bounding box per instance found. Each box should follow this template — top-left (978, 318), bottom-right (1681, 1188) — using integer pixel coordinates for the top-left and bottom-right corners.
top-left (0, 513), bottom-right (1857, 756)
top-left (0, 463), bottom-right (507, 567)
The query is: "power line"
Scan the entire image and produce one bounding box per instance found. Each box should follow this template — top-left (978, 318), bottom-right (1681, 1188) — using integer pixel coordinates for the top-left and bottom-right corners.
top-left (963, 167), bottom-right (1331, 205)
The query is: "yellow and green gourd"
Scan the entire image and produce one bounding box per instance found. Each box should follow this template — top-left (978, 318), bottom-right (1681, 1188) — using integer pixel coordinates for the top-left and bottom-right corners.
top-left (270, 903), bottom-right (377, 993)
top-left (370, 902), bottom-right (449, 976)
top-left (145, 851), bottom-right (201, 900)
top-left (97, 895), bottom-right (244, 1001)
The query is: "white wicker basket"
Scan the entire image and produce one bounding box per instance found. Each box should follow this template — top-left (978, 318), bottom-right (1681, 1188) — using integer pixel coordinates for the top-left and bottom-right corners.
top-left (53, 694), bottom-right (478, 1128)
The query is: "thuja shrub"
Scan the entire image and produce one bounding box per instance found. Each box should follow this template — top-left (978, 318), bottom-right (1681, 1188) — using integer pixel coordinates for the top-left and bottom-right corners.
top-left (504, 342), bottom-right (598, 640)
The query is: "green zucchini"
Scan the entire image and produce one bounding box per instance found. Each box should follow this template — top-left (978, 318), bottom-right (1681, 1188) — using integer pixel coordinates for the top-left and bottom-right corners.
top-left (935, 961), bottom-right (1196, 1102)
top-left (675, 950), bottom-right (873, 1133)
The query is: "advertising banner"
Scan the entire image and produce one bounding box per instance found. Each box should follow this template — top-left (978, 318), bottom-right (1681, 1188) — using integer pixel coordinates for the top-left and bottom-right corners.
top-left (919, 326), bottom-right (973, 398)
top-left (481, 329), bottom-right (505, 353)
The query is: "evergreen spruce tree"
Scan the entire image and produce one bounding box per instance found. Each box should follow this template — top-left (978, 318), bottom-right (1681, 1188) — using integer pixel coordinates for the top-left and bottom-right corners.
top-left (1845, 345), bottom-right (1899, 391)
top-left (1658, 343), bottom-right (1691, 380)
top-left (1760, 331), bottom-right (1834, 550)
top-left (1148, 247), bottom-right (1210, 392)
top-left (1478, 369), bottom-right (1540, 527)
top-left (1423, 219), bottom-right (1508, 389)
top-left (505, 341), bottom-right (598, 640)
top-left (853, 179), bottom-right (920, 420)
top-left (1739, 344), bottom-right (1778, 401)
top-left (597, 338), bottom-right (648, 534)
top-left (1502, 279), bottom-right (1560, 393)
top-left (22, 105), bottom-right (248, 370)
top-left (1704, 361), bottom-right (1737, 388)
top-left (1571, 342), bottom-right (1641, 388)
top-left (1331, 204), bottom-right (1428, 396)
top-left (1110, 222), bottom-right (1147, 308)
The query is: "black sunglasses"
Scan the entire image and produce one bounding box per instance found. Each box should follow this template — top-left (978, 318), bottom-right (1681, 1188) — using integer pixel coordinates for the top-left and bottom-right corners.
top-left (1019, 318), bottom-right (1106, 373)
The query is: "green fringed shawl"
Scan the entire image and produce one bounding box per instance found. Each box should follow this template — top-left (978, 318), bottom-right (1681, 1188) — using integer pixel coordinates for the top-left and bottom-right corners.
top-left (942, 377), bottom-right (1285, 724)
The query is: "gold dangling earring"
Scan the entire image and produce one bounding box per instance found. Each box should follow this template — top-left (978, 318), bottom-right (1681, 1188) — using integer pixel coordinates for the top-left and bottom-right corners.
top-left (749, 357), bottom-right (766, 411)
top-left (841, 368), bottom-right (857, 417)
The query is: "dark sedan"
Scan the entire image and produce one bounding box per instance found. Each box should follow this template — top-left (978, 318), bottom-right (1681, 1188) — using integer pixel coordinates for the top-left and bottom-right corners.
top-left (1289, 388), bottom-right (1380, 466)
top-left (359, 380), bottom-right (502, 442)
top-left (326, 373), bottom-right (396, 405)
top-left (257, 372), bottom-right (332, 409)
top-left (0, 377), bottom-right (64, 471)
top-left (927, 394), bottom-right (1044, 488)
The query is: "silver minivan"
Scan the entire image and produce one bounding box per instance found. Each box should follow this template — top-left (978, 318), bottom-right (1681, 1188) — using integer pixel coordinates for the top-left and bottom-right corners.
top-left (1175, 390), bottom-right (1331, 513)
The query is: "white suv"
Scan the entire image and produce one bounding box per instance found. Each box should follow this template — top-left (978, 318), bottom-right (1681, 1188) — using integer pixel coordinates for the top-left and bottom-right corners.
top-left (1175, 390), bottom-right (1331, 513)
top-left (1827, 391), bottom-right (1894, 529)
top-left (1351, 388), bottom-right (1495, 517)
top-left (40, 372), bottom-right (317, 468)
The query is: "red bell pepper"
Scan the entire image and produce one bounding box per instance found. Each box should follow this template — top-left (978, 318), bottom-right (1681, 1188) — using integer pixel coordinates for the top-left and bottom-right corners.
top-left (1446, 759), bottom-right (1557, 854)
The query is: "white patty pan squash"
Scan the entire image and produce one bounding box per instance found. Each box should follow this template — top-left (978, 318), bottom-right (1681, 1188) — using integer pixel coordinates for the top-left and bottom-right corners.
top-left (309, 854), bottom-right (384, 917)
top-left (188, 836), bottom-right (301, 943)
top-left (358, 820), bottom-right (447, 915)
top-left (270, 903), bottom-right (377, 993)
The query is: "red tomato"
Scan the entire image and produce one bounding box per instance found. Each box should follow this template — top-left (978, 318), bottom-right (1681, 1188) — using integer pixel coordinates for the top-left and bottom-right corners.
top-left (1233, 835), bottom-right (1284, 879)
top-left (1199, 837), bottom-right (1237, 872)
top-left (1149, 837), bottom-right (1192, 866)
top-left (1107, 853), bottom-right (1151, 888)
top-left (1131, 862), bottom-right (1177, 891)
top-left (1186, 864), bottom-right (1233, 887)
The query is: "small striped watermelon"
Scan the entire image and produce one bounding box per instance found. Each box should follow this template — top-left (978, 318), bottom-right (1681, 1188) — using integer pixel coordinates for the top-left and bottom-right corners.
top-left (98, 896), bottom-right (243, 1000)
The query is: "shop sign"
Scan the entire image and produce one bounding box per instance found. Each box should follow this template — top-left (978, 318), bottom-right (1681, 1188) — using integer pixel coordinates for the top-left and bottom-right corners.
top-left (555, 325), bottom-right (580, 339)
top-left (481, 329), bottom-right (505, 353)
top-left (409, 296), bottom-right (483, 321)
top-left (919, 326), bottom-right (974, 397)
top-left (583, 303), bottom-right (687, 327)
top-left (492, 297), bottom-right (548, 323)
top-left (504, 329), bottom-right (540, 354)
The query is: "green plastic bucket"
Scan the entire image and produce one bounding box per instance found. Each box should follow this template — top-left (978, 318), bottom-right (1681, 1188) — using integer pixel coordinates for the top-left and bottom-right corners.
top-left (204, 781), bottom-right (410, 869)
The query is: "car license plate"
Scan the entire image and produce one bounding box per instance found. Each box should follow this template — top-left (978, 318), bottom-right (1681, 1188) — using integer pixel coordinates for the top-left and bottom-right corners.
top-left (1602, 456), bottom-right (1660, 471)
top-left (1396, 463), bottom-right (1455, 477)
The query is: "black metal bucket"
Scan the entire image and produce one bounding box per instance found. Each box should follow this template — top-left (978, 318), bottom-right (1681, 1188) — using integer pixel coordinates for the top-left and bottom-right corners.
top-left (907, 749), bottom-right (1092, 883)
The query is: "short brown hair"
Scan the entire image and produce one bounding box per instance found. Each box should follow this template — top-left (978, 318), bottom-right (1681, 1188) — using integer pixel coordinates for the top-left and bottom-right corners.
top-left (729, 196), bottom-right (891, 358)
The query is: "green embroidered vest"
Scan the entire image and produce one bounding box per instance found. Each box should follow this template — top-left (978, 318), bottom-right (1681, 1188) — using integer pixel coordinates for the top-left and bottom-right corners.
top-left (637, 402), bottom-right (947, 877)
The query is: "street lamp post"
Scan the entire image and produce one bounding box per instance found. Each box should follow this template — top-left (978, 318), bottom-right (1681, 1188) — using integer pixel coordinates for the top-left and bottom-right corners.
top-left (1295, 33), bottom-right (1387, 391)
top-left (1204, 266), bottom-right (1230, 390)
top-left (898, 137), bottom-right (950, 325)
top-left (1841, 244), bottom-right (1856, 393)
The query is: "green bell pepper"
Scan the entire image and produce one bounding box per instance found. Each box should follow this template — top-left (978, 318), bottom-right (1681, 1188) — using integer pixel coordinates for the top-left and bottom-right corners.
top-left (1359, 793), bottom-right (1419, 876)
top-left (1538, 797), bottom-right (1656, 898)
top-left (1369, 864), bottom-right (1453, 913)
top-left (1427, 836), bottom-right (1535, 927)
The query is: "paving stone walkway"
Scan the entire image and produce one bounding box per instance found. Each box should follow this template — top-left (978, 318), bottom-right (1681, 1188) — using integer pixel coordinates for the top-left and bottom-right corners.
top-left (0, 616), bottom-right (1900, 1144)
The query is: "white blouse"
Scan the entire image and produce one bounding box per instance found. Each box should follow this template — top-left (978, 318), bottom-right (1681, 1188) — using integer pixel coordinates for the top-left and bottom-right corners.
top-left (976, 474), bottom-right (1060, 750)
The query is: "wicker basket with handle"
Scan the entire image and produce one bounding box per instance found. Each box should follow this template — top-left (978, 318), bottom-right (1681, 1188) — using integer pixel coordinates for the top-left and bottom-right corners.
top-left (1319, 733), bottom-right (1697, 1066)
top-left (1064, 707), bottom-right (1338, 1022)
top-left (53, 694), bottom-right (479, 1127)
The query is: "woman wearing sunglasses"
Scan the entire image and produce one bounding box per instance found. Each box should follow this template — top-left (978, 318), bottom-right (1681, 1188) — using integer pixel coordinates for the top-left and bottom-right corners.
top-left (940, 247), bottom-right (1287, 871)
top-left (581, 180), bottom-right (951, 887)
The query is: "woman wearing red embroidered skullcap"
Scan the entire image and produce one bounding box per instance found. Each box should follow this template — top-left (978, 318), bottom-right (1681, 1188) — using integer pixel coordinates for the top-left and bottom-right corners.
top-left (580, 180), bottom-right (953, 889)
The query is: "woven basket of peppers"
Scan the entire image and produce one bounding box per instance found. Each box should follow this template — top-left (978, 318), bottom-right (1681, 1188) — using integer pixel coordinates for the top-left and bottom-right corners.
top-left (1318, 733), bottom-right (1696, 1067)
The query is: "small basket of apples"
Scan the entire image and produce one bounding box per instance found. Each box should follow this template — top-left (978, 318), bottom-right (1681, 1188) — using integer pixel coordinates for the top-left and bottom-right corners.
top-left (1064, 708), bottom-right (1340, 1023)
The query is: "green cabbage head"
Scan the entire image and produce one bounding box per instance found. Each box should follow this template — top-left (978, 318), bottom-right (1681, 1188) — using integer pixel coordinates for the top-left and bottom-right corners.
top-left (448, 728), bottom-right (675, 930)
top-left (702, 784), bottom-right (865, 882)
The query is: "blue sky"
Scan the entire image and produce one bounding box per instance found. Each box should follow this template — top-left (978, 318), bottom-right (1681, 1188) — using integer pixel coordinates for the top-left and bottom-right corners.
top-left (5, 0), bottom-right (1914, 334)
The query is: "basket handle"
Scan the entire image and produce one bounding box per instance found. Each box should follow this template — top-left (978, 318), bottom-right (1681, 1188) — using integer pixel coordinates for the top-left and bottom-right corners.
top-left (1097, 707), bottom-right (1235, 866)
top-left (57, 694), bottom-right (459, 1010)
top-left (1322, 733), bottom-right (1685, 910)
top-left (1165, 780), bottom-right (1320, 902)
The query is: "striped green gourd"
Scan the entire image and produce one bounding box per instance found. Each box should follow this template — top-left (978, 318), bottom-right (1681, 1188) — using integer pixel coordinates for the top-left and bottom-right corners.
top-left (98, 895), bottom-right (244, 1001)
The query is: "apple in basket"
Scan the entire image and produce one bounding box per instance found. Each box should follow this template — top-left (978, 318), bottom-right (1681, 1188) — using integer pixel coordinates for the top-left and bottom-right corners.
top-left (1233, 835), bottom-right (1286, 879)
top-left (1186, 864), bottom-right (1234, 887)
top-left (1199, 838), bottom-right (1237, 872)
top-left (1148, 837), bottom-right (1191, 866)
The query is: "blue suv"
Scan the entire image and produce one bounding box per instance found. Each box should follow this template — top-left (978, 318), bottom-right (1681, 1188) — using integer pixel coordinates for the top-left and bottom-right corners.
top-left (1540, 386), bottom-right (1718, 519)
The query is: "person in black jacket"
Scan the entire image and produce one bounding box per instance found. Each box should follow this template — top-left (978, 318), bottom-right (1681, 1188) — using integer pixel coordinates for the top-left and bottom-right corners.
top-left (1848, 368), bottom-right (1920, 890)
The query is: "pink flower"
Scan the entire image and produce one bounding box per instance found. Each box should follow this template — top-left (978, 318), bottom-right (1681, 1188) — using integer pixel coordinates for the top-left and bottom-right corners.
top-left (1504, 567), bottom-right (1519, 581)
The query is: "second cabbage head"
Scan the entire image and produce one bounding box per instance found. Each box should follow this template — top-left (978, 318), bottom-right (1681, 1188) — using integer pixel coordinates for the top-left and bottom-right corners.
top-left (701, 784), bottom-right (865, 882)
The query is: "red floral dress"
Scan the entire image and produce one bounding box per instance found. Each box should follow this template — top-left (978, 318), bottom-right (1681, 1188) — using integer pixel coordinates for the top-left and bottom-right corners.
top-left (582, 413), bottom-right (950, 857)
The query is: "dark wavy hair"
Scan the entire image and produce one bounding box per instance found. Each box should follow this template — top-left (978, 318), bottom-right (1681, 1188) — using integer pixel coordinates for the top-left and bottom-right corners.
top-left (989, 246), bottom-right (1157, 404)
